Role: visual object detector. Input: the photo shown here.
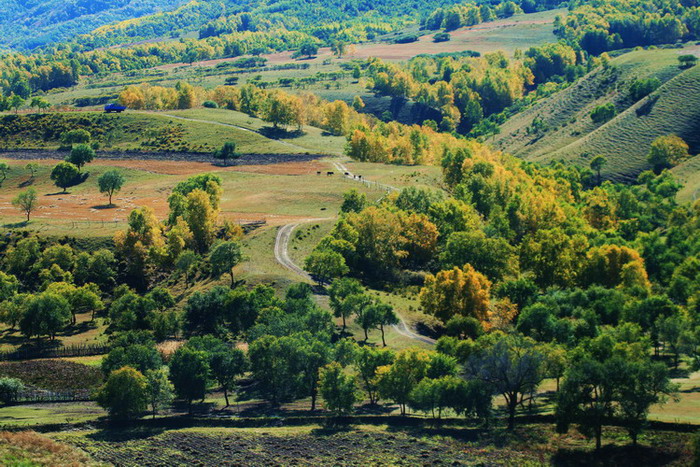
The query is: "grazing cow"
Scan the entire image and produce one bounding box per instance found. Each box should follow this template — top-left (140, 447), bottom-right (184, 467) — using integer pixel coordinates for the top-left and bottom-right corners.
top-left (344, 172), bottom-right (350, 176)
top-left (316, 171), bottom-right (321, 175)
top-left (327, 171), bottom-right (334, 176)
top-left (357, 175), bottom-right (362, 179)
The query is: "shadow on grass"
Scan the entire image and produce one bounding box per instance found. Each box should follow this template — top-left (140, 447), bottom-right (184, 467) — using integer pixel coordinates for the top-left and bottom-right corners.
top-left (18, 179), bottom-right (34, 188)
top-left (259, 126), bottom-right (305, 140)
top-left (90, 204), bottom-right (116, 210)
top-left (1, 221), bottom-right (29, 229)
top-left (87, 425), bottom-right (167, 442)
top-left (552, 443), bottom-right (681, 467)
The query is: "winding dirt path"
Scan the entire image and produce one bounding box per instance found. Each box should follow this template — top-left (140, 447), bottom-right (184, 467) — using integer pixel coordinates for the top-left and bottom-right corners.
top-left (273, 219), bottom-right (435, 346)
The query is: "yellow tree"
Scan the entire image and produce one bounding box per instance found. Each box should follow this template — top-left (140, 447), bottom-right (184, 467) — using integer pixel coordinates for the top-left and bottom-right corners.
top-left (184, 189), bottom-right (218, 253)
top-left (583, 244), bottom-right (650, 290)
top-left (419, 264), bottom-right (491, 324)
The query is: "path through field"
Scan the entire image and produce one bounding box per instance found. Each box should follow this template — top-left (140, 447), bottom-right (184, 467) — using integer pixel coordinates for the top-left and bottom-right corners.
top-left (273, 212), bottom-right (435, 346)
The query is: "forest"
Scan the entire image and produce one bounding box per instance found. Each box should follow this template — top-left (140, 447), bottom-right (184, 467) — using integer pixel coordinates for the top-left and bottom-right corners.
top-left (0, 0), bottom-right (699, 464)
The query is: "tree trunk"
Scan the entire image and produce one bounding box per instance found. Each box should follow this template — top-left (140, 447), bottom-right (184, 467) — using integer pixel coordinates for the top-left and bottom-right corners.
top-left (507, 395), bottom-right (517, 430)
top-left (224, 388), bottom-right (230, 407)
top-left (363, 327), bottom-right (368, 341)
top-left (342, 315), bottom-right (346, 331)
top-left (380, 325), bottom-right (386, 347)
top-left (311, 390), bottom-right (317, 411)
top-left (229, 271), bottom-right (235, 288)
top-left (109, 192), bottom-right (113, 206)
top-left (595, 424), bottom-right (602, 450)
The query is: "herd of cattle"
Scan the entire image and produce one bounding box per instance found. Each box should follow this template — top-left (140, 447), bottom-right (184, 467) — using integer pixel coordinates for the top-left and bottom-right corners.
top-left (317, 171), bottom-right (362, 179)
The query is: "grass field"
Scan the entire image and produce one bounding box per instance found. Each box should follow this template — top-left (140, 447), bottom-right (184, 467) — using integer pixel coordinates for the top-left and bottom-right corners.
top-left (495, 45), bottom-right (700, 183)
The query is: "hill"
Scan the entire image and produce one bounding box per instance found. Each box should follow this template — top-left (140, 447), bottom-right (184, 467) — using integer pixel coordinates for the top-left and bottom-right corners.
top-left (0, 0), bottom-right (187, 50)
top-left (494, 46), bottom-right (700, 182)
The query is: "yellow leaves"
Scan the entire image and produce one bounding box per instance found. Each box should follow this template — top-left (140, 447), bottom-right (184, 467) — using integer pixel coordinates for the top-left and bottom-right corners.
top-left (584, 244), bottom-right (650, 290)
top-left (584, 187), bottom-right (618, 230)
top-left (420, 263), bottom-right (491, 324)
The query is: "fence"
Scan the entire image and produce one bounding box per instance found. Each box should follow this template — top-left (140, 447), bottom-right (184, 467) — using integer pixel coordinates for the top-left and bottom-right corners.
top-left (0, 343), bottom-right (109, 361)
top-left (15, 389), bottom-right (92, 404)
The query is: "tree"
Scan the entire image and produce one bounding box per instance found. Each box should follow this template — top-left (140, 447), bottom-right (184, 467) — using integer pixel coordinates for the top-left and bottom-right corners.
top-left (102, 343), bottom-right (163, 376)
top-left (331, 41), bottom-right (347, 58)
top-left (0, 162), bottom-right (9, 185)
top-left (65, 144), bottom-right (95, 172)
top-left (355, 346), bottom-right (394, 404)
top-left (377, 348), bottom-right (431, 414)
top-left (62, 129), bottom-right (91, 145)
top-left (0, 377), bottom-right (24, 405)
top-left (648, 135), bottom-right (690, 172)
top-left (467, 333), bottom-right (546, 430)
top-left (210, 348), bottom-right (247, 407)
top-left (9, 94), bottom-right (24, 113)
top-left (20, 292), bottom-right (71, 340)
top-left (319, 362), bottom-right (360, 415)
top-left (176, 250), bottom-right (199, 284)
top-left (409, 376), bottom-right (465, 419)
top-left (184, 189), bottom-right (218, 253)
top-left (329, 278), bottom-right (364, 331)
top-left (145, 367), bottom-right (174, 418)
top-left (420, 264), bottom-right (491, 324)
top-left (678, 54), bottom-right (698, 68)
top-left (214, 141), bottom-right (240, 166)
top-left (340, 189), bottom-right (368, 213)
top-left (30, 97), bottom-right (50, 113)
top-left (590, 155), bottom-right (607, 185)
top-left (373, 302), bottom-right (399, 347)
top-left (169, 347), bottom-right (210, 413)
top-left (209, 241), bottom-right (243, 287)
top-left (299, 42), bottom-right (318, 58)
top-left (557, 352), bottom-right (676, 449)
top-left (12, 188), bottom-right (38, 222)
top-left (25, 162), bottom-right (38, 179)
top-left (98, 170), bottom-right (125, 206)
top-left (97, 367), bottom-right (148, 419)
top-left (50, 162), bottom-right (79, 193)
top-left (304, 250), bottom-right (349, 286)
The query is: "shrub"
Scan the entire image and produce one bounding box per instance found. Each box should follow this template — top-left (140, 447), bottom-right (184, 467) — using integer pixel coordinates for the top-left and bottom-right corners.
top-left (433, 32), bottom-right (451, 43)
top-left (97, 367), bottom-right (148, 419)
top-left (395, 34), bottom-right (419, 44)
top-left (0, 377), bottom-right (24, 404)
top-left (202, 100), bottom-right (219, 109)
top-left (590, 103), bottom-right (616, 124)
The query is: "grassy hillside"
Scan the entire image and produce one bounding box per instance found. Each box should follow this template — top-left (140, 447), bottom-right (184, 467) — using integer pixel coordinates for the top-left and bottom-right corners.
top-left (495, 46), bottom-right (700, 182)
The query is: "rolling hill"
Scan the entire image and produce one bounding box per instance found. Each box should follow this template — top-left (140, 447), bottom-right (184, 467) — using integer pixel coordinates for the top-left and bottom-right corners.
top-left (494, 46), bottom-right (700, 183)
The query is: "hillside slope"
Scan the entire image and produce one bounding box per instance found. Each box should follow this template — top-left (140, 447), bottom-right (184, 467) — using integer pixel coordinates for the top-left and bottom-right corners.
top-left (0, 0), bottom-right (186, 50)
top-left (494, 47), bottom-right (700, 182)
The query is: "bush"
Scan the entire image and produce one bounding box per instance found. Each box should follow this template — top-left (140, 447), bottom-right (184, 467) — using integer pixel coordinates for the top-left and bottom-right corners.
top-left (433, 32), bottom-right (451, 43)
top-left (629, 78), bottom-right (660, 101)
top-left (0, 377), bottom-right (24, 404)
top-left (202, 100), bottom-right (219, 109)
top-left (395, 34), bottom-right (419, 44)
top-left (96, 367), bottom-right (148, 419)
top-left (590, 103), bottom-right (616, 124)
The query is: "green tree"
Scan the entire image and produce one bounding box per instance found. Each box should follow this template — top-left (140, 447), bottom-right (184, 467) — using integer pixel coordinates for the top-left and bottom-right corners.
top-left (50, 162), bottom-right (79, 193)
top-left (590, 155), bottom-right (607, 185)
top-left (355, 346), bottom-right (394, 404)
top-left (468, 333), bottom-right (546, 430)
top-left (377, 348), bottom-right (431, 414)
top-left (328, 277), bottom-right (364, 331)
top-left (209, 241), bottom-right (243, 287)
top-left (102, 342), bottom-right (163, 376)
top-left (214, 142), bottom-right (240, 166)
top-left (12, 188), bottom-right (38, 222)
top-left (169, 347), bottom-right (211, 413)
top-left (98, 170), bottom-right (125, 206)
top-left (61, 129), bottom-right (91, 145)
top-left (145, 367), bottom-right (174, 418)
top-left (210, 348), bottom-right (247, 407)
top-left (0, 162), bottom-right (9, 185)
top-left (25, 162), bottom-right (38, 179)
top-left (299, 42), bottom-right (318, 58)
top-left (304, 250), bottom-right (349, 286)
top-left (65, 144), bottom-right (95, 172)
top-left (340, 189), bottom-right (367, 213)
top-left (9, 94), bottom-right (24, 113)
top-left (20, 292), bottom-right (71, 340)
top-left (319, 362), bottom-right (361, 415)
top-left (97, 366), bottom-right (148, 419)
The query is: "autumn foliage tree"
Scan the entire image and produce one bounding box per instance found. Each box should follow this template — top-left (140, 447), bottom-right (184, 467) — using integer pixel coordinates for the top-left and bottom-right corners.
top-left (420, 264), bottom-right (491, 325)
